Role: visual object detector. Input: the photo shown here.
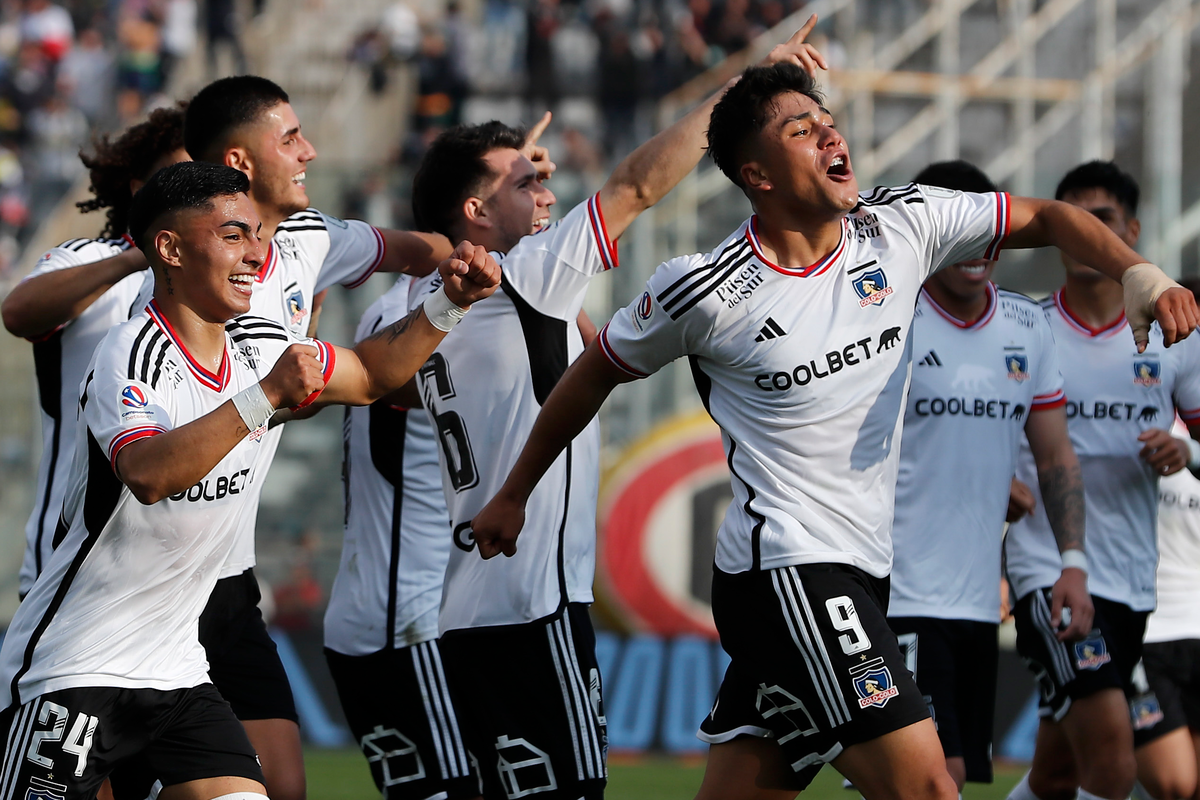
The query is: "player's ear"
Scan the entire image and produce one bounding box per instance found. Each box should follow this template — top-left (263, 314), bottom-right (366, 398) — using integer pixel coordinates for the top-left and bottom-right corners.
top-left (154, 229), bottom-right (184, 268)
top-left (742, 161), bottom-right (771, 193)
top-left (463, 197), bottom-right (491, 229)
top-left (1126, 216), bottom-right (1141, 247)
top-left (224, 147), bottom-right (252, 180)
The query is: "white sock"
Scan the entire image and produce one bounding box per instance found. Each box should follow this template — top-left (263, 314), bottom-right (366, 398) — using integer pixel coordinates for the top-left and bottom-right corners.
top-left (1008, 771), bottom-right (1045, 800)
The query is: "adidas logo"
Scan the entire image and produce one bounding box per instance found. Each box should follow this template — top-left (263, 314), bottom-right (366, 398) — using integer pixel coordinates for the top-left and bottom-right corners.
top-left (755, 318), bottom-right (787, 342)
top-left (917, 350), bottom-right (943, 367)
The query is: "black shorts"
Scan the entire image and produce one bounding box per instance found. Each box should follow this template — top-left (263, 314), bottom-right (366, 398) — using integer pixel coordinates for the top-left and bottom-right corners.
top-left (888, 617), bottom-right (998, 783)
top-left (0, 683), bottom-right (262, 800)
top-left (1013, 589), bottom-right (1147, 721)
top-left (700, 564), bottom-right (930, 791)
top-left (1132, 639), bottom-right (1200, 747)
top-left (198, 568), bottom-right (297, 723)
top-left (439, 603), bottom-right (606, 800)
top-left (326, 640), bottom-right (479, 800)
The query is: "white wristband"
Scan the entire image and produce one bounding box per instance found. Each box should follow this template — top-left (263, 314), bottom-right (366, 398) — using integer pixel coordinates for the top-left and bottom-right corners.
top-left (232, 382), bottom-right (275, 433)
top-left (423, 286), bottom-right (469, 332)
top-left (1060, 548), bottom-right (1088, 574)
top-left (1187, 438), bottom-right (1200, 470)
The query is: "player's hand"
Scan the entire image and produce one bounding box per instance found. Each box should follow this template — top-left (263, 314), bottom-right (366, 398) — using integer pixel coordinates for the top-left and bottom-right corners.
top-left (259, 344), bottom-right (327, 409)
top-left (1050, 568), bottom-right (1093, 642)
top-left (471, 492), bottom-right (526, 559)
top-left (1138, 428), bottom-right (1189, 476)
top-left (440, 241), bottom-right (500, 307)
top-left (758, 15), bottom-right (828, 76)
top-left (999, 578), bottom-right (1014, 622)
top-left (522, 112), bottom-right (556, 182)
top-left (1006, 477), bottom-right (1036, 523)
top-left (1149, 286), bottom-right (1200, 351)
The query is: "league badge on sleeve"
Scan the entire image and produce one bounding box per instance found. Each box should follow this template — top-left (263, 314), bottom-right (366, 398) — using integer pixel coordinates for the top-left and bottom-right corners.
top-left (1133, 359), bottom-right (1162, 387)
top-left (631, 291), bottom-right (653, 333)
top-left (852, 266), bottom-right (893, 308)
top-left (850, 657), bottom-right (899, 708)
top-left (1074, 633), bottom-right (1112, 670)
top-left (120, 385), bottom-right (147, 408)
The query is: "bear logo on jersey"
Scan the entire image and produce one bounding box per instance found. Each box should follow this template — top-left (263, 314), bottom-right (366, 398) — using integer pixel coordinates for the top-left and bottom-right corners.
top-left (631, 291), bottom-right (653, 332)
top-left (851, 658), bottom-right (899, 708)
top-left (1133, 359), bottom-right (1162, 387)
top-left (853, 267), bottom-right (893, 308)
top-left (1006, 353), bottom-right (1029, 382)
top-left (121, 385), bottom-right (147, 408)
top-left (1074, 633), bottom-right (1111, 670)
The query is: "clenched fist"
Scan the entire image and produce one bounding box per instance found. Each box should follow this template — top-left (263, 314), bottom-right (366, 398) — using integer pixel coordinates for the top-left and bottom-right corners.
top-left (441, 240), bottom-right (501, 308)
top-left (260, 344), bottom-right (328, 410)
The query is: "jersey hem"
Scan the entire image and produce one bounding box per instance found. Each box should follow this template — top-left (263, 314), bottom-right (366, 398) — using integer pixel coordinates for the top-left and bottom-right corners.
top-left (719, 553), bottom-right (892, 580)
top-left (885, 604), bottom-right (1001, 625)
top-left (17, 672), bottom-right (212, 705)
top-left (598, 323), bottom-right (648, 377)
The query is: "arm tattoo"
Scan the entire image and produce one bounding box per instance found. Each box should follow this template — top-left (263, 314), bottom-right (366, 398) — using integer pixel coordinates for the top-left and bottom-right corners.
top-left (367, 308), bottom-right (421, 345)
top-left (1037, 462), bottom-right (1086, 553)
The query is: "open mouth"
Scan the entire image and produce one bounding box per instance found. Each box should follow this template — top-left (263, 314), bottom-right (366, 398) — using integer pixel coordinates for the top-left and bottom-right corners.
top-left (229, 273), bottom-right (254, 295)
top-left (292, 171), bottom-right (306, 186)
top-left (532, 217), bottom-right (549, 234)
top-left (826, 155), bottom-right (852, 180)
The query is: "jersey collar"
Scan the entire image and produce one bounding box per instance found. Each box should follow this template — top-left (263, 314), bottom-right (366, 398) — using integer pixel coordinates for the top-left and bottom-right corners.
top-left (146, 300), bottom-right (231, 391)
top-left (254, 240), bottom-right (277, 284)
top-left (921, 282), bottom-right (997, 330)
top-left (745, 216), bottom-right (849, 278)
top-left (1053, 289), bottom-right (1127, 338)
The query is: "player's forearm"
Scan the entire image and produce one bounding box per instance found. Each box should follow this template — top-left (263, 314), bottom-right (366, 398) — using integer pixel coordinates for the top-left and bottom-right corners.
top-left (599, 86), bottom-right (727, 241)
top-left (2, 250), bottom-right (146, 337)
top-left (1007, 198), bottom-right (1142, 283)
top-left (1034, 457), bottom-right (1086, 555)
top-left (336, 308), bottom-right (448, 404)
top-left (115, 402), bottom-right (251, 504)
top-left (377, 229), bottom-right (454, 277)
top-left (499, 344), bottom-right (625, 504)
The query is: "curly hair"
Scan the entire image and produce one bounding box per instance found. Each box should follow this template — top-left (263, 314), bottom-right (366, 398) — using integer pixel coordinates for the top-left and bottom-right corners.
top-left (76, 103), bottom-right (187, 240)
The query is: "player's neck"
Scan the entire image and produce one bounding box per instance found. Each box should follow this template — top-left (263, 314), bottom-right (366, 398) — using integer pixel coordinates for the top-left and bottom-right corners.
top-left (248, 192), bottom-right (286, 243)
top-left (923, 279), bottom-right (990, 324)
top-left (1061, 275), bottom-right (1125, 328)
top-left (751, 210), bottom-right (844, 271)
top-left (152, 291), bottom-right (228, 372)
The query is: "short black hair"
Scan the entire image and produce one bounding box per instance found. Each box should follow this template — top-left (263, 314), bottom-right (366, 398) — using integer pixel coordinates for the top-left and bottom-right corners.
top-left (411, 121), bottom-right (527, 239)
top-left (1055, 160), bottom-right (1139, 217)
top-left (913, 159), bottom-right (997, 194)
top-left (707, 62), bottom-right (825, 189)
top-left (128, 161), bottom-right (251, 253)
top-left (184, 76), bottom-right (290, 162)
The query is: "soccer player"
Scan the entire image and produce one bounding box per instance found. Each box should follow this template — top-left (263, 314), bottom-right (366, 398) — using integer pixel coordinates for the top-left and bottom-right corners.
top-left (1133, 380), bottom-right (1200, 800)
top-left (0, 161), bottom-right (499, 800)
top-left (470, 65), bottom-right (1199, 800)
top-left (1004, 161), bottom-right (1200, 800)
top-left (886, 160), bottom-right (1086, 791)
top-left (404, 22), bottom-right (829, 800)
top-left (1, 106), bottom-right (188, 599)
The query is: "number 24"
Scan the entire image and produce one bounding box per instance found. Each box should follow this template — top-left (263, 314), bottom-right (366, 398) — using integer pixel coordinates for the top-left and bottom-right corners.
top-left (26, 701), bottom-right (98, 777)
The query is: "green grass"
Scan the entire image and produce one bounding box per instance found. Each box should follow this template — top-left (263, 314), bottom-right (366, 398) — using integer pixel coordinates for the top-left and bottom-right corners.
top-left (304, 747), bottom-right (1026, 799)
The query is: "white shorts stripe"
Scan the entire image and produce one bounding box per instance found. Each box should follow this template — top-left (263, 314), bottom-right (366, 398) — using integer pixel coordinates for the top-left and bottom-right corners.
top-left (1031, 591), bottom-right (1074, 684)
top-left (1, 701), bottom-right (38, 800)
top-left (774, 569), bottom-right (851, 727)
top-left (560, 613), bottom-right (605, 779)
top-left (411, 643), bottom-right (451, 779)
top-left (788, 570), bottom-right (853, 724)
top-left (547, 621), bottom-right (587, 781)
top-left (769, 570), bottom-right (838, 727)
top-left (419, 642), bottom-right (466, 780)
top-left (425, 643), bottom-right (469, 778)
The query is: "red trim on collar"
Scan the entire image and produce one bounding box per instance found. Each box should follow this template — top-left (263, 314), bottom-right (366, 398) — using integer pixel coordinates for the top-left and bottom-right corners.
top-left (922, 282), bottom-right (997, 330)
top-left (147, 300), bottom-right (231, 391)
top-left (254, 241), bottom-right (277, 284)
top-left (745, 217), bottom-right (848, 277)
top-left (1054, 289), bottom-right (1126, 337)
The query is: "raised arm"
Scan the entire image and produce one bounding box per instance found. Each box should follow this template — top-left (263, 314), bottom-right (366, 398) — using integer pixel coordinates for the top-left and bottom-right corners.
top-left (375, 229), bottom-right (455, 277)
top-left (2, 247), bottom-right (147, 338)
top-left (1023, 406), bottom-right (1093, 641)
top-left (1006, 197), bottom-right (1199, 349)
top-left (472, 343), bottom-right (634, 558)
top-left (597, 17), bottom-right (828, 241)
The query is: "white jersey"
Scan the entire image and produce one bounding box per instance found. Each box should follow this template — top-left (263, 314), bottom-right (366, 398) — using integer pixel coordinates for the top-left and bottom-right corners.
top-left (414, 193), bottom-right (617, 633)
top-left (600, 185), bottom-right (1011, 577)
top-left (1005, 291), bottom-right (1200, 611)
top-left (218, 208), bottom-right (385, 579)
top-left (889, 284), bottom-right (1065, 623)
top-left (18, 236), bottom-right (151, 596)
top-left (0, 301), bottom-right (332, 708)
top-left (325, 276), bottom-right (454, 654)
top-left (1145, 419), bottom-right (1200, 642)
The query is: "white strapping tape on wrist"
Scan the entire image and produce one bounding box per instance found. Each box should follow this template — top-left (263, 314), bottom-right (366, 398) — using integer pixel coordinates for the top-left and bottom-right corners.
top-left (423, 286), bottom-right (469, 332)
top-left (231, 382), bottom-right (275, 438)
top-left (1060, 548), bottom-right (1088, 574)
top-left (1187, 438), bottom-right (1200, 470)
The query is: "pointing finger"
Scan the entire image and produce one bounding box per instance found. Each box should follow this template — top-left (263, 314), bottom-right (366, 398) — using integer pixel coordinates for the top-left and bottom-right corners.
top-left (787, 14), bottom-right (818, 45)
top-left (526, 111), bottom-right (552, 148)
